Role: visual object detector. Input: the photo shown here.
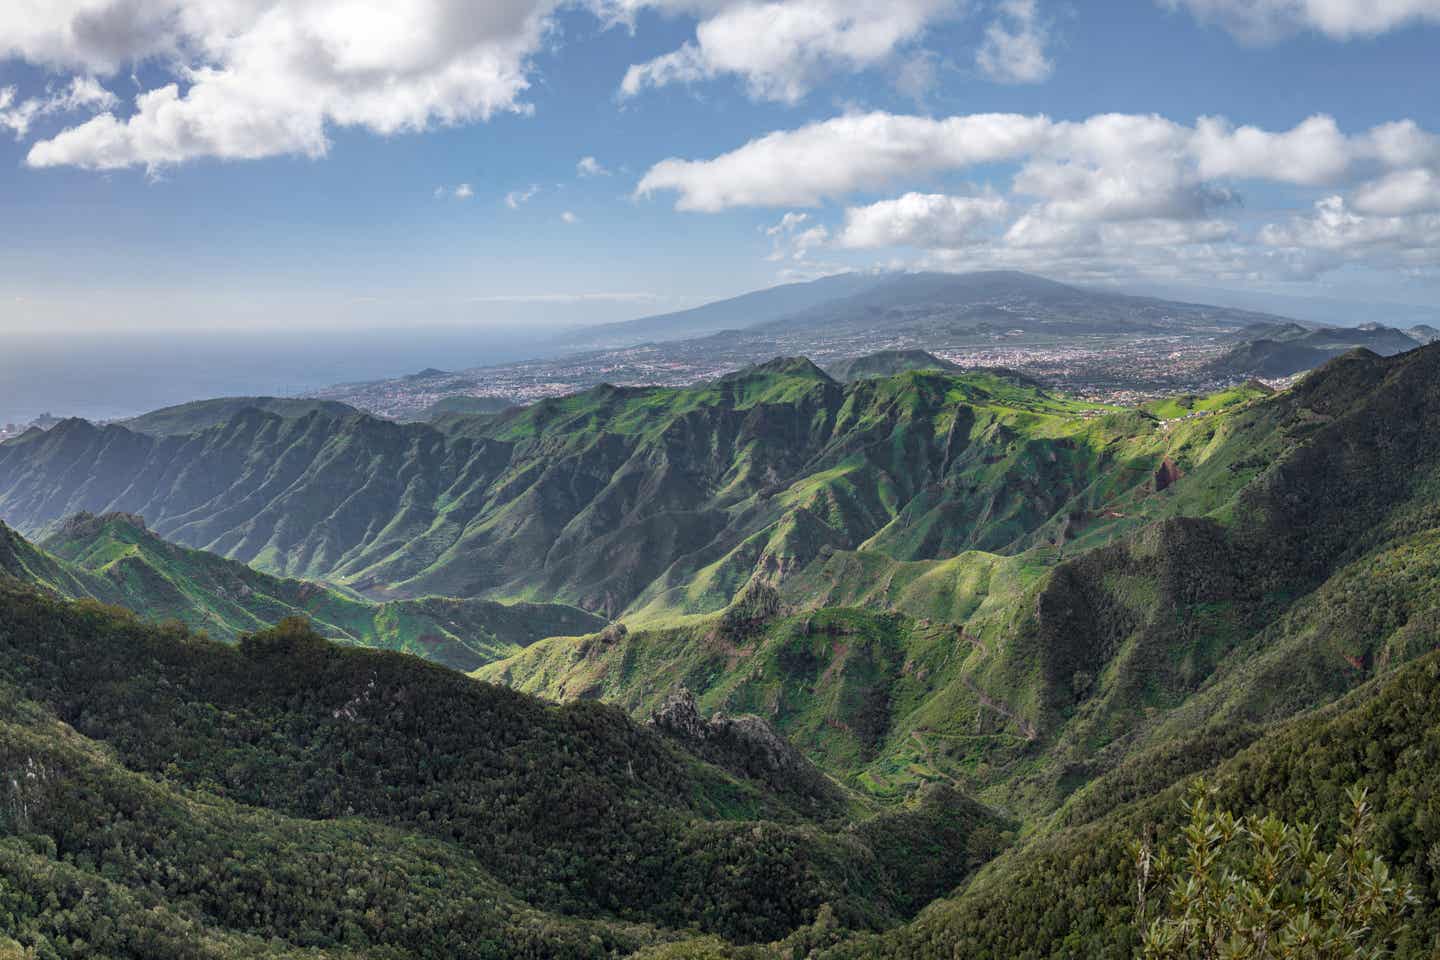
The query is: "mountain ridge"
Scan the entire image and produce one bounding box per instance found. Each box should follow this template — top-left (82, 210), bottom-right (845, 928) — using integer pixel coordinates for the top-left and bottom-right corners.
top-left (1, 511), bottom-right (603, 669)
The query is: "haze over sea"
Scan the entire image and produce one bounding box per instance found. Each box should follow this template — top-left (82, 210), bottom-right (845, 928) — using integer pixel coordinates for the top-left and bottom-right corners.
top-left (0, 326), bottom-right (559, 424)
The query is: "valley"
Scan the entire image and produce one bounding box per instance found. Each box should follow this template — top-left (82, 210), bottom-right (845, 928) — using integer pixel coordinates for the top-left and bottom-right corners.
top-left (2, 302), bottom-right (1439, 957)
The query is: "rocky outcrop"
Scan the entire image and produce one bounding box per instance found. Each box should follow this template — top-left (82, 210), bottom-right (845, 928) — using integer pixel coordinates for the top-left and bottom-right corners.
top-left (650, 688), bottom-right (845, 815)
top-left (1153, 458), bottom-right (1183, 492)
top-left (56, 512), bottom-right (148, 538)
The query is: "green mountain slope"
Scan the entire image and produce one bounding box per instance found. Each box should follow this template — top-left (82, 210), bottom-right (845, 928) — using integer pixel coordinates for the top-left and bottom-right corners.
top-left (3, 345), bottom-right (1440, 958)
top-left (0, 582), bottom-right (1011, 957)
top-left (121, 396), bottom-right (361, 436)
top-left (636, 650), bottom-right (1440, 959)
top-left (5, 512), bottom-right (603, 669)
top-left (827, 350), bottom-right (964, 381)
top-left (483, 346), bottom-right (1440, 821)
top-left (1204, 324), bottom-right (1420, 379)
top-left (0, 359), bottom-right (1199, 620)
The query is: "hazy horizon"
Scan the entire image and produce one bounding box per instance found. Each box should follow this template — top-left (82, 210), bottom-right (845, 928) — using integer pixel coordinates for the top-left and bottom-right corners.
top-left (0, 325), bottom-right (574, 424)
top-left (7, 267), bottom-right (1440, 425)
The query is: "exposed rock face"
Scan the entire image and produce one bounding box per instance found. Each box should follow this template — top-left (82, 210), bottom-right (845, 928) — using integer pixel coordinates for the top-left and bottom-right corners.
top-left (651, 688), bottom-right (711, 742)
top-left (1154, 458), bottom-right (1183, 492)
top-left (650, 688), bottom-right (845, 814)
top-left (57, 512), bottom-right (148, 538)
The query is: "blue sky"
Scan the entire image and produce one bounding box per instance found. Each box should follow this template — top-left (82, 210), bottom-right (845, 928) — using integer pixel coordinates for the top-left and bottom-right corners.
top-left (1, 0), bottom-right (1438, 336)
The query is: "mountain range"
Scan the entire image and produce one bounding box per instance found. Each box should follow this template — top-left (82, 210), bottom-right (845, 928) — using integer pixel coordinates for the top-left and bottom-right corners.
top-left (575, 271), bottom-right (1292, 348)
top-left (3, 339), bottom-right (1440, 957)
top-left (0, 511), bottom-right (600, 670)
top-left (0, 358), bottom-right (1264, 621)
top-left (310, 271), bottom-right (1316, 420)
top-left (1204, 320), bottom-right (1423, 379)
top-left (558, 271), bottom-right (885, 348)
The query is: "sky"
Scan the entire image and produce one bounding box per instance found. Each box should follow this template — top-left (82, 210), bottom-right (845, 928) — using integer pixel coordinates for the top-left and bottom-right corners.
top-left (0, 1), bottom-right (1438, 351)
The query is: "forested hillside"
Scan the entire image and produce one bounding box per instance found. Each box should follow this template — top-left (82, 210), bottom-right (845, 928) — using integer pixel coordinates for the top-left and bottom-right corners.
top-left (3, 346), bottom-right (1439, 958)
top-left (0, 582), bottom-right (1011, 957)
top-left (485, 346), bottom-right (1440, 817)
top-left (0, 360), bottom-right (1265, 621)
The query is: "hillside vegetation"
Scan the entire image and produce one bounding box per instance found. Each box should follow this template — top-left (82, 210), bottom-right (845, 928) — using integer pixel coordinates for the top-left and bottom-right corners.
top-left (1, 512), bottom-right (600, 670)
top-left (3, 344), bottom-right (1440, 957)
top-left (0, 359), bottom-right (1246, 622)
top-left (0, 582), bottom-right (1011, 957)
top-left (483, 346), bottom-right (1440, 819)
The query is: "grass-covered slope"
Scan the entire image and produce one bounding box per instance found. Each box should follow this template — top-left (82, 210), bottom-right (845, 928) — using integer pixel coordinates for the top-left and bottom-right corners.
top-left (120, 396), bottom-right (360, 436)
top-left (826, 351), bottom-right (963, 382)
top-left (484, 346), bottom-right (1440, 820)
top-left (0, 358), bottom-right (1197, 620)
top-left (6, 512), bottom-right (603, 670)
top-left (634, 650), bottom-right (1440, 959)
top-left (0, 582), bottom-right (1012, 957)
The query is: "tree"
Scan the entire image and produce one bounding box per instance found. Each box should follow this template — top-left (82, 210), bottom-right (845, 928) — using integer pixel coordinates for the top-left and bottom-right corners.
top-left (1134, 780), bottom-right (1416, 960)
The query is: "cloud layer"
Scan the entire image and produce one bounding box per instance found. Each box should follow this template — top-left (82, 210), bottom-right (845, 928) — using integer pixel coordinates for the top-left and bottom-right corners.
top-left (643, 108), bottom-right (1440, 281)
top-left (1161, 0), bottom-right (1440, 42)
top-left (16, 0), bottom-right (562, 171)
top-left (4, 0), bottom-right (985, 169)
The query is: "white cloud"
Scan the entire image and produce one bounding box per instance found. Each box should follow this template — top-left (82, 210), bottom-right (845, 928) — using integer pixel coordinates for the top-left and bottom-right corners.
top-left (639, 111), bottom-right (1051, 210)
top-left (561, 210), bottom-right (580, 223)
top-left (1190, 114), bottom-right (1352, 184)
top-left (0, 0), bottom-right (181, 74)
top-left (0, 76), bottom-right (118, 139)
top-left (615, 0), bottom-right (964, 104)
top-left (638, 109), bottom-right (1440, 215)
top-left (16, 0), bottom-right (562, 171)
top-left (1352, 169), bottom-right (1440, 215)
top-left (0, 87), bottom-right (39, 138)
top-left (1160, 0), bottom-right (1440, 42)
top-left (976, 0), bottom-right (1053, 84)
top-left (1262, 195), bottom-right (1440, 260)
top-left (453, 183), bottom-right (475, 199)
top-left (577, 155), bottom-right (609, 177)
top-left (640, 107), bottom-right (1440, 284)
top-left (505, 184), bottom-right (541, 208)
top-left (51, 75), bottom-right (119, 113)
top-left (839, 192), bottom-right (1008, 249)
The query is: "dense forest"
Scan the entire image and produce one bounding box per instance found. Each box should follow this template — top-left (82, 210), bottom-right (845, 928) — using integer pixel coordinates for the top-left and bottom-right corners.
top-left (0, 583), bottom-right (1011, 957)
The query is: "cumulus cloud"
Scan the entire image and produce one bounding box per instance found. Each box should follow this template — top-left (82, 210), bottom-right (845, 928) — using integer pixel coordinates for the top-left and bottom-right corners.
top-left (641, 107), bottom-right (1440, 283)
top-left (639, 111), bottom-right (1051, 210)
top-left (1353, 169), bottom-right (1440, 215)
top-left (839, 192), bottom-right (1009, 249)
top-left (561, 210), bottom-right (580, 223)
top-left (1160, 0), bottom-right (1440, 42)
top-left (638, 109), bottom-right (1439, 214)
top-left (615, 0), bottom-right (964, 103)
top-left (976, 0), bottom-right (1053, 84)
top-left (453, 183), bottom-right (475, 199)
top-left (1262, 195), bottom-right (1440, 258)
top-left (16, 0), bottom-right (562, 171)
